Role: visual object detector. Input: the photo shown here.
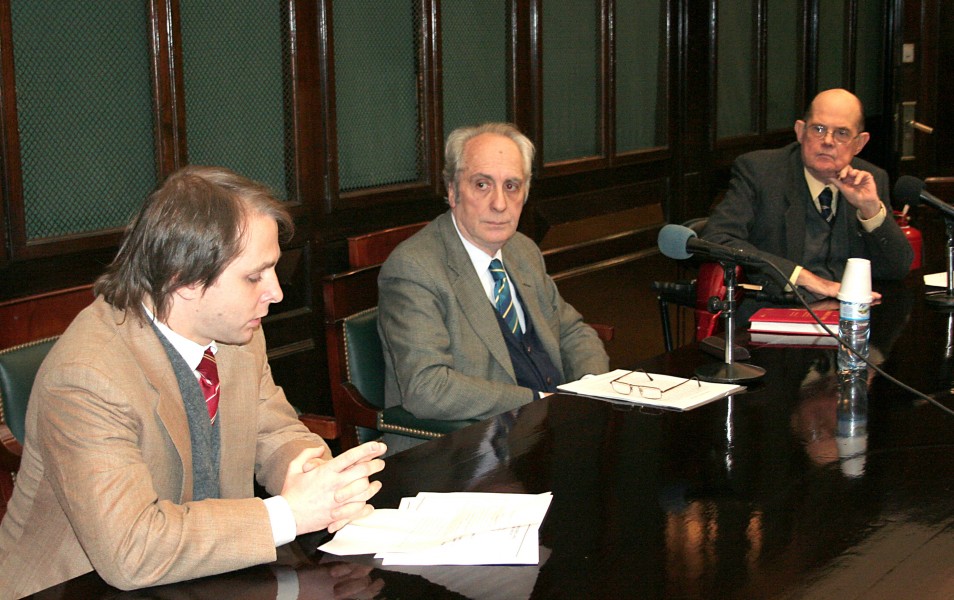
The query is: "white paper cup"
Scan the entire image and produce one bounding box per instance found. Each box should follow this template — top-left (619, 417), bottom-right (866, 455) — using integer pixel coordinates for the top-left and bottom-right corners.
top-left (837, 258), bottom-right (873, 303)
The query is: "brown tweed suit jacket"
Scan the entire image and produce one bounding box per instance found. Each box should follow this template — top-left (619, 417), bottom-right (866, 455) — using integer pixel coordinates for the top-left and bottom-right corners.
top-left (0, 297), bottom-right (327, 598)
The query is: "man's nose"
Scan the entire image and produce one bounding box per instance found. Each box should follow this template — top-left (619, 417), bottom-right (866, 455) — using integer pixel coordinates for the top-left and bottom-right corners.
top-left (490, 186), bottom-right (507, 210)
top-left (265, 277), bottom-right (283, 304)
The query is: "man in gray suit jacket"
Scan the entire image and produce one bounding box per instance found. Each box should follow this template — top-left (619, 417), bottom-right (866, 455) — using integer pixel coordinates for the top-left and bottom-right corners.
top-left (378, 123), bottom-right (609, 451)
top-left (0, 166), bottom-right (385, 598)
top-left (703, 89), bottom-right (913, 320)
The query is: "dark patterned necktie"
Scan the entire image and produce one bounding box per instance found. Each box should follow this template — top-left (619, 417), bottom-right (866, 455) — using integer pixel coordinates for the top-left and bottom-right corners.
top-left (196, 348), bottom-right (220, 424)
top-left (818, 187), bottom-right (834, 224)
top-left (489, 258), bottom-right (521, 338)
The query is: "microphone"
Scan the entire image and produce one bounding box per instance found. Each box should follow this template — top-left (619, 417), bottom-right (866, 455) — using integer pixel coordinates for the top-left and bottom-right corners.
top-left (657, 224), bottom-right (764, 267)
top-left (894, 175), bottom-right (954, 220)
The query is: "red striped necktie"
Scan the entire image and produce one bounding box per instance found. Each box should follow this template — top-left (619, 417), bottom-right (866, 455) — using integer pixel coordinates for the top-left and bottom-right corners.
top-left (196, 348), bottom-right (220, 424)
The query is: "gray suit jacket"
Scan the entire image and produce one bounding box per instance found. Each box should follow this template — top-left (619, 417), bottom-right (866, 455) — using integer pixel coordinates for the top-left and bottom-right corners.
top-left (702, 142), bottom-right (913, 293)
top-left (378, 211), bottom-right (609, 422)
top-left (0, 297), bottom-right (327, 598)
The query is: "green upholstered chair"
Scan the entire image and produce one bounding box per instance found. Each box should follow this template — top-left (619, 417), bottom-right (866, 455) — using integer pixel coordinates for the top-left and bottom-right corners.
top-left (346, 306), bottom-right (475, 443)
top-left (0, 336), bottom-right (58, 520)
top-left (323, 266), bottom-right (475, 451)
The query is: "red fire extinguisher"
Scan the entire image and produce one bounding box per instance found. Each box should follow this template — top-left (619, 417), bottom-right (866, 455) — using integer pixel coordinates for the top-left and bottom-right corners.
top-left (894, 208), bottom-right (923, 271)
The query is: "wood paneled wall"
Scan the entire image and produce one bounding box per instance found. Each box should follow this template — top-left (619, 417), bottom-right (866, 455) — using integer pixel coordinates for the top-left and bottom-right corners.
top-left (0, 1), bottom-right (895, 416)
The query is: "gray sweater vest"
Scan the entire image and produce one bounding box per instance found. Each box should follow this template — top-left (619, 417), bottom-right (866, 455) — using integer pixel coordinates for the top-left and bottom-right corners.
top-left (153, 326), bottom-right (221, 501)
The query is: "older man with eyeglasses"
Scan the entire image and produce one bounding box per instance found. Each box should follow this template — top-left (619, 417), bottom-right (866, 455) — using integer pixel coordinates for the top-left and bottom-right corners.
top-left (702, 88), bottom-right (913, 323)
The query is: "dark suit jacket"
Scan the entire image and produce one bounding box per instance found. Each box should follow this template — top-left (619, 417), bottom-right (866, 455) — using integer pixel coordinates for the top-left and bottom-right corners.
top-left (702, 142), bottom-right (913, 294)
top-left (377, 211), bottom-right (609, 422)
top-left (0, 297), bottom-right (327, 598)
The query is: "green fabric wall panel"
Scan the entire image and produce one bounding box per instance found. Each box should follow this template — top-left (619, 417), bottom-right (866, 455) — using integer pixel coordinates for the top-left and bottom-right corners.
top-left (766, 0), bottom-right (800, 129)
top-left (180, 1), bottom-right (290, 200)
top-left (615, 0), bottom-right (668, 152)
top-left (441, 0), bottom-right (508, 136)
top-left (717, 0), bottom-right (757, 138)
top-left (543, 0), bottom-right (601, 163)
top-left (334, 0), bottom-right (421, 192)
top-left (12, 2), bottom-right (155, 240)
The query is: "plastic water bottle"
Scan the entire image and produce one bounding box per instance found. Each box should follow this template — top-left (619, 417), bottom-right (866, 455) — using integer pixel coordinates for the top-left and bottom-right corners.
top-left (836, 259), bottom-right (872, 372)
top-left (837, 300), bottom-right (870, 371)
top-left (836, 371), bottom-right (868, 477)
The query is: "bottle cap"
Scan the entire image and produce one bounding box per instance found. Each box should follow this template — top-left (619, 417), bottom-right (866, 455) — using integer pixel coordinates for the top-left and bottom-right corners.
top-left (837, 258), bottom-right (873, 303)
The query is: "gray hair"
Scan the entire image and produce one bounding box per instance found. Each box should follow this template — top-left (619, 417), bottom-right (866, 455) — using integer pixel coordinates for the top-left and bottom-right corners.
top-left (442, 122), bottom-right (535, 200)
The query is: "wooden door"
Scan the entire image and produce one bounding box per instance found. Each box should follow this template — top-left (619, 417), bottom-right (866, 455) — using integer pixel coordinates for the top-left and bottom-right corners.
top-left (896, 0), bottom-right (954, 179)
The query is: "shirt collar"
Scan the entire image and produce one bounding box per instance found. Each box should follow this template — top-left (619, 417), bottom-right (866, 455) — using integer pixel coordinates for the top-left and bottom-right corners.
top-left (142, 304), bottom-right (217, 371)
top-left (451, 213), bottom-right (505, 274)
top-left (803, 167), bottom-right (837, 203)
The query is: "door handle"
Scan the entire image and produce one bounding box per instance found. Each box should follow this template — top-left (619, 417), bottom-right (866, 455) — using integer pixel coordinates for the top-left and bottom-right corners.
top-left (899, 101), bottom-right (932, 160)
top-left (906, 120), bottom-right (935, 134)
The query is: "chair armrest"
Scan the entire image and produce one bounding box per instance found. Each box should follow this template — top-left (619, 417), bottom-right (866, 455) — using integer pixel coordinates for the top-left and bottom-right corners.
top-left (339, 382), bottom-right (382, 429)
top-left (297, 414), bottom-right (339, 441)
top-left (378, 406), bottom-right (477, 440)
top-left (589, 323), bottom-right (615, 342)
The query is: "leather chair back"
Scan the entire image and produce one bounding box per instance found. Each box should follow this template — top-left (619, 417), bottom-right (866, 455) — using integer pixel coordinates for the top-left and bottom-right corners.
top-left (0, 336), bottom-right (58, 445)
top-left (339, 305), bottom-right (475, 444)
top-left (0, 336), bottom-right (58, 521)
top-left (342, 308), bottom-right (385, 409)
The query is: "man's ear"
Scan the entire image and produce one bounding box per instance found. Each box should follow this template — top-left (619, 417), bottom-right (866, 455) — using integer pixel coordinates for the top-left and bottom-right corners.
top-left (794, 120), bottom-right (806, 143)
top-left (852, 131), bottom-right (871, 155)
top-left (447, 185), bottom-right (458, 209)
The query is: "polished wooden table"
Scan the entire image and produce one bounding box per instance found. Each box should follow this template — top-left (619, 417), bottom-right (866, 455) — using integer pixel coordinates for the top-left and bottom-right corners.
top-left (30, 277), bottom-right (954, 599)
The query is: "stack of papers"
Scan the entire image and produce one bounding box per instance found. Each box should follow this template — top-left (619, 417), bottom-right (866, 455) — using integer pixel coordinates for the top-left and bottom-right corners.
top-left (557, 369), bottom-right (744, 411)
top-left (319, 491), bottom-right (552, 566)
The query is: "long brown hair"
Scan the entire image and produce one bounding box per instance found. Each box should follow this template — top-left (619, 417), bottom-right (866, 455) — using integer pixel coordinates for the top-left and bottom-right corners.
top-left (94, 165), bottom-right (293, 323)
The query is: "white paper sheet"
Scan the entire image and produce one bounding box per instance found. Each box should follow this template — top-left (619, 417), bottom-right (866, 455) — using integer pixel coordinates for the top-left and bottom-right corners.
top-left (925, 272), bottom-right (949, 288)
top-left (318, 492), bottom-right (552, 566)
top-left (557, 369), bottom-right (744, 411)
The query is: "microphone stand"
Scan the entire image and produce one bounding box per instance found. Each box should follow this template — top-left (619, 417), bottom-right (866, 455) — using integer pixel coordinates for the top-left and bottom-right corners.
top-left (925, 218), bottom-right (954, 309)
top-left (938, 311), bottom-right (954, 391)
top-left (695, 260), bottom-right (766, 384)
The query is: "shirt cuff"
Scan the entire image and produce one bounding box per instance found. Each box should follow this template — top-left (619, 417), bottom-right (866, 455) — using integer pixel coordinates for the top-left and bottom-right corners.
top-left (857, 202), bottom-right (886, 232)
top-left (789, 265), bottom-right (803, 288)
top-left (264, 495), bottom-right (298, 546)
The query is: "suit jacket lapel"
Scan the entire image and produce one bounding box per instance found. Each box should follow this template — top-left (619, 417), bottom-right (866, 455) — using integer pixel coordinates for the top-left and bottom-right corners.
top-left (504, 244), bottom-right (565, 376)
top-left (116, 309), bottom-right (194, 500)
top-left (437, 213), bottom-right (516, 381)
top-left (785, 148), bottom-right (810, 262)
top-left (216, 343), bottom-right (257, 498)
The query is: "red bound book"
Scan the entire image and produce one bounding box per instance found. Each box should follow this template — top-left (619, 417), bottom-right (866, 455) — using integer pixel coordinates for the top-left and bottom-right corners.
top-left (747, 307), bottom-right (839, 335)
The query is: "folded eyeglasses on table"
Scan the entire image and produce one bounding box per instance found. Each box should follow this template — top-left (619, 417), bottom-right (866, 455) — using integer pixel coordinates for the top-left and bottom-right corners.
top-left (609, 369), bottom-right (701, 400)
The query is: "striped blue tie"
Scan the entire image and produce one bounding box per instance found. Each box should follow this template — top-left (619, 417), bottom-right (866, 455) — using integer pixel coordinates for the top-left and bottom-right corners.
top-left (489, 258), bottom-right (521, 338)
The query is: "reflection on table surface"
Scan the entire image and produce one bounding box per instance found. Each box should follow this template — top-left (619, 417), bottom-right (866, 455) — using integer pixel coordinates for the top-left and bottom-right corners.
top-left (31, 276), bottom-right (954, 599)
